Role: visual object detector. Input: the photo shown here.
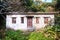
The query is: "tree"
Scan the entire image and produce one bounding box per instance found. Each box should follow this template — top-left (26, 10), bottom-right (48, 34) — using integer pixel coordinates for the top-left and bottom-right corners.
top-left (0, 0), bottom-right (9, 13)
top-left (23, 0), bottom-right (34, 11)
top-left (5, 0), bottom-right (25, 12)
top-left (55, 0), bottom-right (60, 11)
top-left (54, 0), bottom-right (60, 25)
top-left (23, 0), bottom-right (55, 12)
top-left (0, 0), bottom-right (9, 29)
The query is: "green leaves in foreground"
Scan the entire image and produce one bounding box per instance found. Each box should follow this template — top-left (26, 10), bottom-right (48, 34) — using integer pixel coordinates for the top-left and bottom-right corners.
top-left (29, 31), bottom-right (54, 40)
top-left (4, 30), bottom-right (27, 40)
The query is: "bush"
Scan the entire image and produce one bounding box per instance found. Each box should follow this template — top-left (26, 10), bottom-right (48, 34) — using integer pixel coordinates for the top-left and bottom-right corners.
top-left (2, 25), bottom-right (60, 40)
top-left (53, 25), bottom-right (60, 40)
top-left (28, 31), bottom-right (54, 40)
top-left (44, 26), bottom-right (56, 39)
top-left (44, 25), bottom-right (60, 40)
top-left (3, 29), bottom-right (28, 40)
top-left (53, 25), bottom-right (60, 32)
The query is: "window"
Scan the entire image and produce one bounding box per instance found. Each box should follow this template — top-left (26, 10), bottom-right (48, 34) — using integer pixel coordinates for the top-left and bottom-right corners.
top-left (12, 17), bottom-right (16, 23)
top-left (44, 17), bottom-right (48, 24)
top-left (36, 17), bottom-right (39, 23)
top-left (21, 17), bottom-right (24, 23)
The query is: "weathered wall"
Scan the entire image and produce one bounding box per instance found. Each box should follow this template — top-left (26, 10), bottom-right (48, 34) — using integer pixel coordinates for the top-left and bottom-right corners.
top-left (6, 15), bottom-right (54, 30)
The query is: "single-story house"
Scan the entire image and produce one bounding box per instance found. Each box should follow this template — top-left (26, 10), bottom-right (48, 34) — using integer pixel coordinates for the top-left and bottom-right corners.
top-left (6, 12), bottom-right (59, 31)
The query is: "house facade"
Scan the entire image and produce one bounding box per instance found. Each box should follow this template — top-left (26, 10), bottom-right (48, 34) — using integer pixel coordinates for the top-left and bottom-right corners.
top-left (6, 12), bottom-right (58, 31)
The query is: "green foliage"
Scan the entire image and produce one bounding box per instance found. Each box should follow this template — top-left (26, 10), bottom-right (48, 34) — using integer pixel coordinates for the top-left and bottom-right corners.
top-left (29, 25), bottom-right (60, 40)
top-left (23, 0), bottom-right (55, 12)
top-left (1, 25), bottom-right (60, 40)
top-left (53, 25), bottom-right (60, 32)
top-left (31, 3), bottom-right (46, 12)
top-left (4, 30), bottom-right (27, 40)
top-left (55, 0), bottom-right (60, 10)
top-left (23, 0), bottom-right (34, 11)
top-left (44, 26), bottom-right (56, 38)
top-left (29, 31), bottom-right (54, 40)
top-left (29, 32), bottom-right (44, 40)
top-left (23, 0), bottom-right (33, 6)
top-left (44, 25), bottom-right (60, 40)
top-left (0, 0), bottom-right (56, 12)
top-left (55, 17), bottom-right (60, 25)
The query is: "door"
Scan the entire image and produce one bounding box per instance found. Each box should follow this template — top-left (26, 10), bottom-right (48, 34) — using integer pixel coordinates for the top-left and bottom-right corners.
top-left (27, 17), bottom-right (32, 28)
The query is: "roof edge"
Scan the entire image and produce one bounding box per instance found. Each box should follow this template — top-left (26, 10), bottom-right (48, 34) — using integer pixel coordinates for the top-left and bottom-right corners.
top-left (6, 12), bottom-right (59, 15)
top-left (8, 12), bottom-right (59, 13)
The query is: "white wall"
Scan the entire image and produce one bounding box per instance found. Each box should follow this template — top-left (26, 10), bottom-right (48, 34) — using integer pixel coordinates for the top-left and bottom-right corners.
top-left (33, 15), bottom-right (54, 30)
top-left (6, 15), bottom-right (54, 30)
top-left (6, 15), bottom-right (27, 30)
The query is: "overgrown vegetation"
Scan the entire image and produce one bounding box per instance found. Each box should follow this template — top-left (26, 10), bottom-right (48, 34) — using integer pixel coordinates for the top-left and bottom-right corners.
top-left (0, 0), bottom-right (60, 40)
top-left (55, 0), bottom-right (60, 11)
top-left (0, 0), bottom-right (57, 12)
top-left (0, 25), bottom-right (60, 40)
top-left (2, 29), bottom-right (28, 40)
top-left (23, 0), bottom-right (55, 12)
top-left (29, 25), bottom-right (60, 40)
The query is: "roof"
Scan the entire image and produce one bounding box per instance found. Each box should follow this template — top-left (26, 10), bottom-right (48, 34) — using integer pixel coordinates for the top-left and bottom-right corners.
top-left (6, 12), bottom-right (59, 15)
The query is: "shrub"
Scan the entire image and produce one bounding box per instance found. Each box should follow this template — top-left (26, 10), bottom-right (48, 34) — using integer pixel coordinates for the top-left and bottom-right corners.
top-left (44, 26), bottom-right (56, 39)
top-left (44, 25), bottom-right (60, 40)
top-left (2, 25), bottom-right (60, 40)
top-left (53, 25), bottom-right (60, 40)
top-left (4, 29), bottom-right (28, 40)
top-left (53, 25), bottom-right (60, 32)
top-left (28, 31), bottom-right (54, 40)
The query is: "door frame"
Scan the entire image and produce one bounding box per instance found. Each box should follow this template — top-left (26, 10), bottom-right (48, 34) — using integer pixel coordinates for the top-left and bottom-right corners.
top-left (26, 16), bottom-right (34, 28)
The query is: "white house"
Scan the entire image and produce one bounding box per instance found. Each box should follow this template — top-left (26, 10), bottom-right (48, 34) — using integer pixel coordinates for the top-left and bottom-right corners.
top-left (6, 12), bottom-right (58, 31)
